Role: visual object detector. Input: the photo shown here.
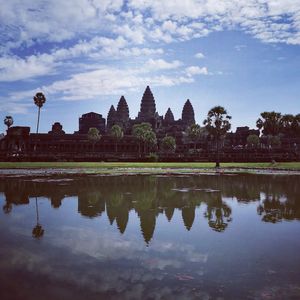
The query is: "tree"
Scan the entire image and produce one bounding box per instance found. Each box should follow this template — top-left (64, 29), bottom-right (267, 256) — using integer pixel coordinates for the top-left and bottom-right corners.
top-left (247, 134), bottom-right (260, 148)
top-left (161, 135), bottom-right (176, 154)
top-left (88, 127), bottom-right (101, 152)
top-left (256, 111), bottom-right (281, 136)
top-left (280, 114), bottom-right (294, 136)
top-left (110, 124), bottom-right (124, 153)
top-left (291, 114), bottom-right (300, 136)
top-left (33, 92), bottom-right (46, 134)
top-left (267, 135), bottom-right (281, 148)
top-left (132, 123), bottom-right (157, 156)
top-left (203, 106), bottom-right (231, 167)
top-left (4, 116), bottom-right (13, 131)
top-left (186, 124), bottom-right (202, 151)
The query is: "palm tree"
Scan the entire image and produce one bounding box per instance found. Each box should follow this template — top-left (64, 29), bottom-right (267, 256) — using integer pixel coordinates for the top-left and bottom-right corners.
top-left (4, 116), bottom-right (13, 131)
top-left (280, 114), bottom-right (294, 136)
top-left (161, 135), bottom-right (176, 154)
top-left (87, 127), bottom-right (101, 152)
top-left (186, 124), bottom-right (202, 151)
top-left (33, 92), bottom-right (46, 134)
top-left (203, 106), bottom-right (231, 167)
top-left (256, 111), bottom-right (281, 136)
top-left (246, 134), bottom-right (260, 148)
top-left (110, 124), bottom-right (124, 153)
top-left (132, 122), bottom-right (157, 156)
top-left (291, 114), bottom-right (300, 137)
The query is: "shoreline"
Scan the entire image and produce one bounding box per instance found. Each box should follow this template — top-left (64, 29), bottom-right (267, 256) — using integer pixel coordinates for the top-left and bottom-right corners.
top-left (1, 166), bottom-right (300, 177)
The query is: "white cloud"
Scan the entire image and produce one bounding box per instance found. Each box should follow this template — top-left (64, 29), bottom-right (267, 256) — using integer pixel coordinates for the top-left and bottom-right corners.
top-left (1, 0), bottom-right (300, 115)
top-left (127, 0), bottom-right (300, 45)
top-left (0, 35), bottom-right (165, 82)
top-left (8, 63), bottom-right (198, 103)
top-left (195, 52), bottom-right (205, 59)
top-left (114, 24), bottom-right (145, 44)
top-left (1, 0), bottom-right (300, 56)
top-left (0, 98), bottom-right (31, 114)
top-left (185, 66), bottom-right (208, 77)
top-left (0, 0), bottom-right (124, 51)
top-left (0, 54), bottom-right (56, 82)
top-left (145, 59), bottom-right (182, 71)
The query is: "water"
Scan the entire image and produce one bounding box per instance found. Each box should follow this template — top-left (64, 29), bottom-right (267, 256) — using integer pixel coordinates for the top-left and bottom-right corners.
top-left (0, 174), bottom-right (300, 300)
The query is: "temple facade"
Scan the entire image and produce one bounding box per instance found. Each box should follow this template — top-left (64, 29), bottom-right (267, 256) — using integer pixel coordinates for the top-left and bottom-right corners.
top-left (0, 86), bottom-right (299, 162)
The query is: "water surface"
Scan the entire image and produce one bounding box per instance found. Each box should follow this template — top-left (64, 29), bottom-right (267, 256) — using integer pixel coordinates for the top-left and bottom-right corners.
top-left (0, 174), bottom-right (300, 299)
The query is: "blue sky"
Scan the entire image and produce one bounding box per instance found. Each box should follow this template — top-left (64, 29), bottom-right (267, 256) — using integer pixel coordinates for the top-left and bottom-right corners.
top-left (1, 0), bottom-right (300, 133)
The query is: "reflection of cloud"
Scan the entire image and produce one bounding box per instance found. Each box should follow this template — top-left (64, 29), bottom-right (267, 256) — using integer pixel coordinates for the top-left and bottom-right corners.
top-left (46, 226), bottom-right (208, 268)
top-left (0, 241), bottom-right (209, 300)
top-left (0, 218), bottom-right (210, 299)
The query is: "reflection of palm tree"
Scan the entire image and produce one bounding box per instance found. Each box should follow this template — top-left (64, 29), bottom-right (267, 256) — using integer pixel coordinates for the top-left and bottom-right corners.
top-left (257, 193), bottom-right (298, 223)
top-left (2, 201), bottom-right (12, 214)
top-left (32, 197), bottom-right (44, 239)
top-left (204, 193), bottom-right (232, 232)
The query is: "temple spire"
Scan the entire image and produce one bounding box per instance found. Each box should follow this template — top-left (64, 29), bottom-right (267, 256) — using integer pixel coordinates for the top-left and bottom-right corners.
top-left (138, 86), bottom-right (156, 120)
top-left (182, 99), bottom-right (195, 126)
top-left (116, 96), bottom-right (129, 121)
top-left (164, 108), bottom-right (175, 124)
top-left (107, 105), bottom-right (116, 130)
top-left (116, 96), bottom-right (129, 130)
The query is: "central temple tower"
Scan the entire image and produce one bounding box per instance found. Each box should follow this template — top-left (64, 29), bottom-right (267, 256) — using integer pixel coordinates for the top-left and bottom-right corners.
top-left (138, 86), bottom-right (156, 121)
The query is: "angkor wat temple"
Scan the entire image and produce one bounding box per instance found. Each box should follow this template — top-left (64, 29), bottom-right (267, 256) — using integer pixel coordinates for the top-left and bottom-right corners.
top-left (0, 86), bottom-right (299, 162)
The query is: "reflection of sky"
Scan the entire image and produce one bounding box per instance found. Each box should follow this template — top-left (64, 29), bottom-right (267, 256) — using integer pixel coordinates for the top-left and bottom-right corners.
top-left (1, 180), bottom-right (300, 300)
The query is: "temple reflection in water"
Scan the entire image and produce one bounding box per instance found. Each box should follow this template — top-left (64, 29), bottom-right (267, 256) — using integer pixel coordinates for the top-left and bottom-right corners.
top-left (1, 174), bottom-right (299, 244)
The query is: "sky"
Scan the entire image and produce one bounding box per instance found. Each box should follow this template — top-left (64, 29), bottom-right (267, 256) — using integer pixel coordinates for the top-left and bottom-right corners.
top-left (0, 0), bottom-right (300, 134)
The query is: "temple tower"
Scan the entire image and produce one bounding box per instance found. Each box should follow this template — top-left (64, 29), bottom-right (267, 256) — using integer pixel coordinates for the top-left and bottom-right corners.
top-left (116, 96), bottom-right (129, 130)
top-left (138, 86), bottom-right (156, 121)
top-left (182, 99), bottom-right (195, 126)
top-left (107, 105), bottom-right (117, 130)
top-left (164, 108), bottom-right (175, 125)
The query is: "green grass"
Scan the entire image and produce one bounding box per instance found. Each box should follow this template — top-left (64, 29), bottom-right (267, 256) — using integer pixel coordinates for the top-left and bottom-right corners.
top-left (0, 161), bottom-right (300, 170)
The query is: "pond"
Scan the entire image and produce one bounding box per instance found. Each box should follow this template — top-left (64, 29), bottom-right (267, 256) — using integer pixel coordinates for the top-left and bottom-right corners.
top-left (0, 174), bottom-right (300, 300)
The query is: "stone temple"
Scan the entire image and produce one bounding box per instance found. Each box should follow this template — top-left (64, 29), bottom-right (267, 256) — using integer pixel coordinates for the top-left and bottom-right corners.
top-left (106, 85), bottom-right (195, 135)
top-left (0, 86), bottom-right (299, 162)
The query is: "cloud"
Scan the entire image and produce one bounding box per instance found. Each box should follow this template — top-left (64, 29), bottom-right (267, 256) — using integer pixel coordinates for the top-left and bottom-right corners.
top-left (2, 0), bottom-right (300, 55)
top-left (7, 63), bottom-right (198, 103)
top-left (127, 0), bottom-right (300, 45)
top-left (1, 0), bottom-right (300, 115)
top-left (145, 59), bottom-right (183, 71)
top-left (0, 0), bottom-right (124, 52)
top-left (195, 52), bottom-right (205, 59)
top-left (0, 54), bottom-right (57, 82)
top-left (0, 35), bottom-right (164, 82)
top-left (0, 99), bottom-right (31, 114)
top-left (185, 66), bottom-right (208, 77)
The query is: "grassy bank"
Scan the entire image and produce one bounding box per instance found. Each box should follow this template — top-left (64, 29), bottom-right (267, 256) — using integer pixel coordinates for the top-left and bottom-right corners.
top-left (0, 161), bottom-right (300, 170)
